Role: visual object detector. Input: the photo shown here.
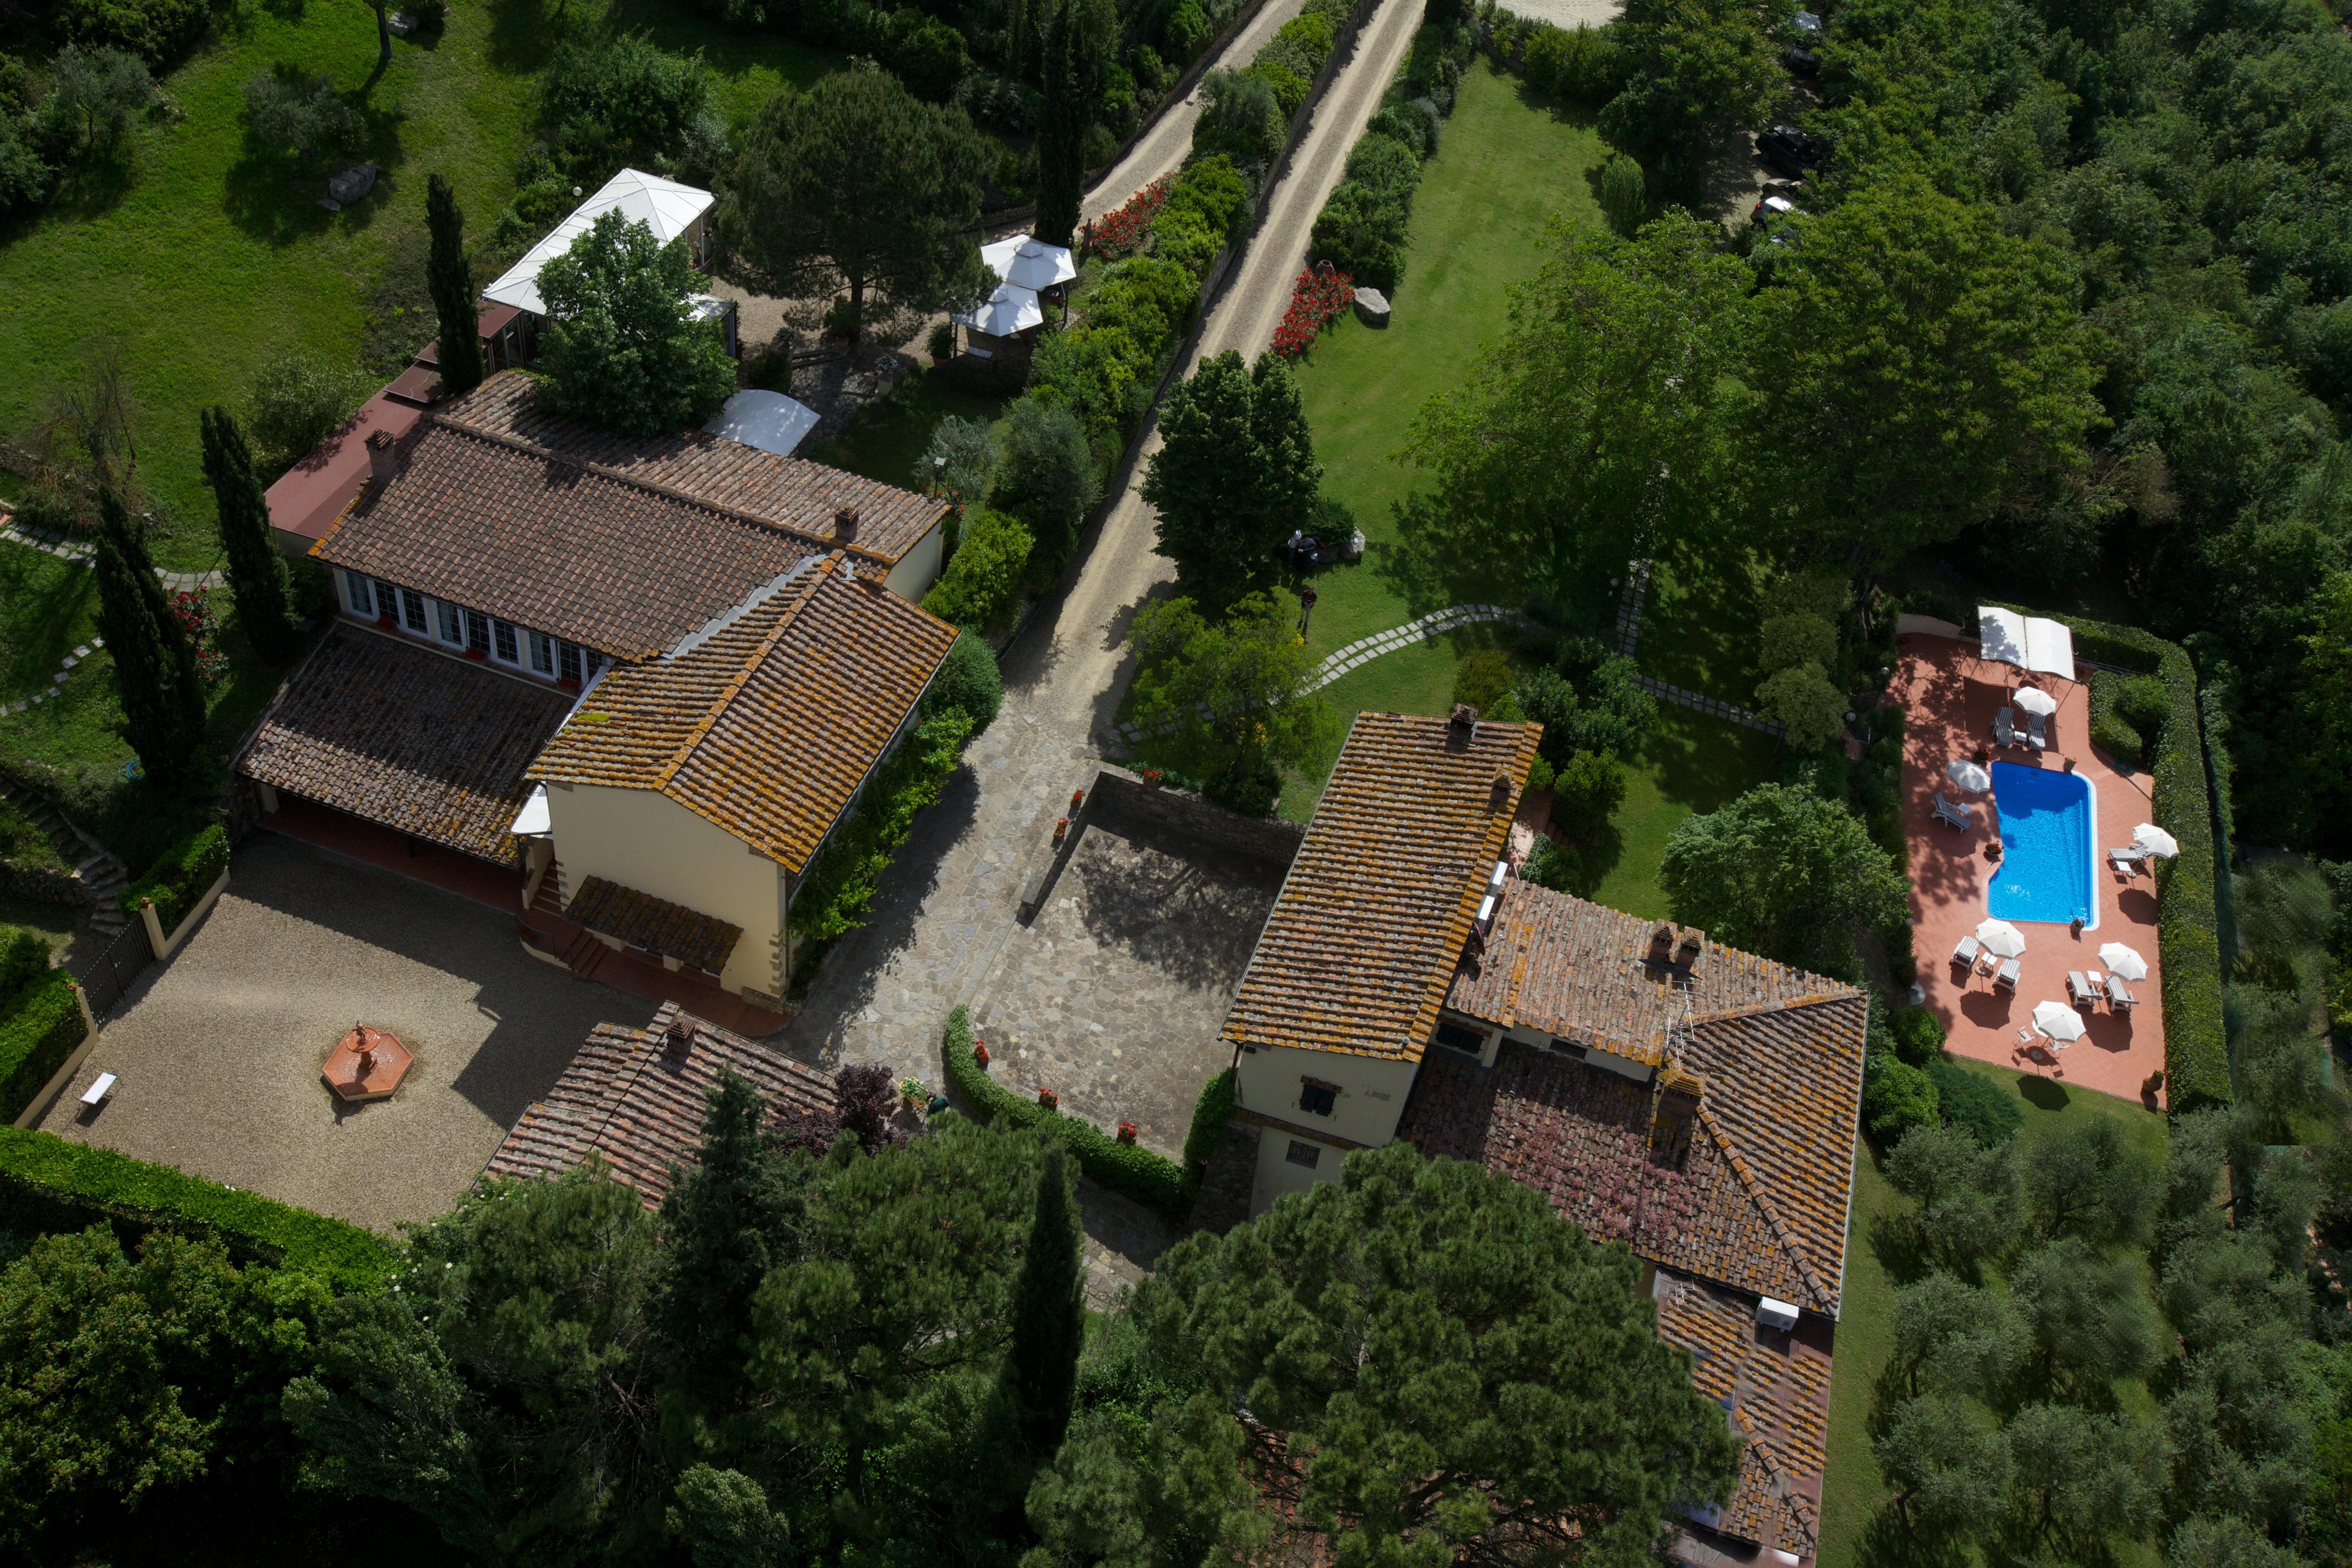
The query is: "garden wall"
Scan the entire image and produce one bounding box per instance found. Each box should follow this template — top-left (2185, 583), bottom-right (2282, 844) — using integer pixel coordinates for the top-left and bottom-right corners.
top-left (1018, 764), bottom-right (1304, 921)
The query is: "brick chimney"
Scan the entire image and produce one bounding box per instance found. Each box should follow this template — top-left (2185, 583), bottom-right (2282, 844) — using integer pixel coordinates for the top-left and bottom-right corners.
top-left (833, 505), bottom-right (860, 544)
top-left (1447, 703), bottom-right (1477, 749)
top-left (365, 428), bottom-right (399, 484)
top-left (663, 1017), bottom-right (695, 1059)
top-left (1674, 928), bottom-right (1705, 971)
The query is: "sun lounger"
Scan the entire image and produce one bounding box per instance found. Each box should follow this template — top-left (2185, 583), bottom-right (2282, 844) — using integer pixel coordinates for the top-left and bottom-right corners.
top-left (80, 1072), bottom-right (116, 1107)
top-left (2107, 980), bottom-right (2135, 1011)
top-left (1951, 935), bottom-right (1981, 970)
top-left (1994, 707), bottom-right (2019, 748)
top-left (1994, 957), bottom-right (2020, 991)
top-left (2026, 711), bottom-right (2049, 750)
top-left (2108, 846), bottom-right (2146, 876)
top-left (1932, 793), bottom-right (1973, 831)
top-left (2067, 971), bottom-right (2098, 1008)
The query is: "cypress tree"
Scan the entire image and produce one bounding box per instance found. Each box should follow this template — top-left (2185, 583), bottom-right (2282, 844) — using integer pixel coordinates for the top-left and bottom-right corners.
top-left (1007, 1142), bottom-right (1085, 1460)
top-left (199, 407), bottom-right (300, 665)
top-left (426, 173), bottom-right (483, 395)
top-left (93, 489), bottom-right (206, 789)
top-left (657, 1067), bottom-right (804, 1403)
top-left (1033, 0), bottom-right (1083, 249)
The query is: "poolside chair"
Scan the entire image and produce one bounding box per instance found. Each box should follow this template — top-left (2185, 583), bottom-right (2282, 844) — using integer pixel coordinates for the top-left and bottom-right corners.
top-left (2109, 846), bottom-right (2147, 877)
top-left (2107, 980), bottom-right (2136, 1011)
top-left (1995, 707), bottom-right (2019, 749)
top-left (1932, 793), bottom-right (1973, 831)
top-left (2026, 711), bottom-right (2050, 750)
top-left (1951, 934), bottom-right (1981, 971)
top-left (2067, 971), bottom-right (2099, 1008)
top-left (1994, 957), bottom-right (2020, 992)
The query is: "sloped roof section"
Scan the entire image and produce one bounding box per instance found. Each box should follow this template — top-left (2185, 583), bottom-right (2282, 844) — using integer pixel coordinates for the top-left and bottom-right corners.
top-left (438, 371), bottom-right (945, 563)
top-left (240, 625), bottom-right (572, 861)
top-left (482, 168), bottom-right (715, 317)
top-left (566, 876), bottom-right (743, 975)
top-left (528, 554), bottom-right (957, 872)
top-left (485, 1003), bottom-right (838, 1205)
top-left (1655, 1269), bottom-right (1829, 1560)
top-left (1220, 712), bottom-right (1541, 1062)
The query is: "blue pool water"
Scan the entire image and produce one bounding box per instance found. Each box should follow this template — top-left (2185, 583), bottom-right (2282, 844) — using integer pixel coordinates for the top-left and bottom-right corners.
top-left (1986, 761), bottom-right (2097, 928)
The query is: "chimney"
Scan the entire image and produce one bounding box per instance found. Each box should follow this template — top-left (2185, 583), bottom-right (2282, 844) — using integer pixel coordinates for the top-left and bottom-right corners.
top-left (1674, 929), bottom-right (1704, 970)
top-left (663, 1017), bottom-right (695, 1059)
top-left (1647, 924), bottom-right (1675, 965)
top-left (833, 506), bottom-right (860, 544)
top-left (1447, 703), bottom-right (1477, 749)
top-left (1488, 772), bottom-right (1513, 813)
top-left (365, 429), bottom-right (399, 483)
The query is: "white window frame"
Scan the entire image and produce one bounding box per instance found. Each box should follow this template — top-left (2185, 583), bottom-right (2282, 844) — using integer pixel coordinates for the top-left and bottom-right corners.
top-left (342, 571), bottom-right (373, 617)
top-left (529, 631), bottom-right (555, 676)
top-left (400, 589), bottom-right (428, 635)
top-left (435, 600), bottom-right (464, 647)
top-left (557, 640), bottom-right (583, 685)
top-left (492, 619), bottom-right (521, 666)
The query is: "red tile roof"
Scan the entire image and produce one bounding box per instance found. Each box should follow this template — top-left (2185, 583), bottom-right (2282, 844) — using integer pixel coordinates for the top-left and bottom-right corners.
top-left (484, 1002), bottom-right (838, 1205)
top-left (240, 624), bottom-right (573, 861)
top-left (527, 553), bottom-right (957, 872)
top-left (566, 875), bottom-right (743, 974)
top-left (1656, 1270), bottom-right (1829, 1560)
top-left (263, 391), bottom-right (424, 551)
top-left (1221, 712), bottom-right (1541, 1061)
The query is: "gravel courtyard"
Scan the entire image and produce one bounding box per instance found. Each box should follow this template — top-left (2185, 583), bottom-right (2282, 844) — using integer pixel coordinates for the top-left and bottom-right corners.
top-left (38, 833), bottom-right (655, 1233)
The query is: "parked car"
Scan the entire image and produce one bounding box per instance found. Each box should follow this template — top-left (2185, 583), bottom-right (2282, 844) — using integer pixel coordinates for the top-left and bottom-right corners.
top-left (1757, 124), bottom-right (1825, 177)
top-left (1785, 9), bottom-right (1822, 72)
top-left (1751, 193), bottom-right (1801, 227)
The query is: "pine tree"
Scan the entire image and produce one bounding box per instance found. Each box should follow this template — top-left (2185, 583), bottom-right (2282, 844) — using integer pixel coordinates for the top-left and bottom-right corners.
top-left (93, 490), bottom-right (206, 789)
top-left (426, 173), bottom-right (483, 396)
top-left (198, 407), bottom-right (300, 665)
top-left (1006, 1141), bottom-right (1084, 1460)
top-left (1142, 349), bottom-right (1322, 610)
top-left (656, 1067), bottom-right (805, 1402)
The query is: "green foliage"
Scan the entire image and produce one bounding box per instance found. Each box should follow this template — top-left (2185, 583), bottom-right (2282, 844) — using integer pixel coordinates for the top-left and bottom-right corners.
top-left (0, 924), bottom-right (49, 1009)
top-left (199, 407), bottom-right (299, 664)
top-left (1034, 0), bottom-right (1117, 247)
top-left (240, 67), bottom-right (359, 160)
top-left (1597, 151), bottom-right (1643, 237)
top-left (1924, 1058), bottom-right (2023, 1150)
top-left (669, 1465), bottom-right (790, 1568)
top-left (1008, 1145), bottom-right (1085, 1459)
top-left (423, 174), bottom-right (482, 398)
top-left (1190, 68), bottom-right (1282, 170)
top-left (43, 44), bottom-right (153, 153)
top-left (1596, 0), bottom-right (1776, 164)
top-left (1889, 1005), bottom-right (1947, 1068)
top-left (119, 822), bottom-right (228, 932)
top-left (1522, 23), bottom-right (1620, 106)
top-left (918, 414), bottom-right (994, 518)
top-left (0, 973), bottom-right (86, 1126)
top-left (0, 1128), bottom-right (392, 1288)
top-left (1450, 648), bottom-right (1513, 714)
top-left (1509, 651), bottom-right (1658, 765)
top-left (1125, 593), bottom-right (1335, 803)
top-left (789, 709), bottom-right (973, 943)
top-left (1659, 782), bottom-right (1906, 980)
top-left (1144, 351), bottom-right (1322, 609)
top-left (51, 0), bottom-right (212, 64)
top-left (656, 1072), bottom-right (806, 1401)
top-left (540, 32), bottom-right (721, 176)
top-left (1755, 661), bottom-right (1847, 751)
top-left (1548, 748), bottom-right (1626, 842)
top-left (1181, 1067), bottom-right (1235, 1170)
top-left (1058, 1142), bottom-right (1746, 1562)
top-left (1886, 1120), bottom-right (2018, 1276)
top-left (1310, 127), bottom-right (1422, 290)
top-left (93, 491), bottom-right (206, 790)
top-left (1155, 155), bottom-right (1250, 264)
top-left (944, 1006), bottom-right (1194, 1214)
top-left (245, 353), bottom-right (371, 477)
top-left (536, 210), bottom-right (738, 438)
top-left (921, 506), bottom-right (1033, 630)
top-left (923, 631), bottom-right (1003, 736)
top-left (993, 395), bottom-right (1101, 580)
top-left (1875, 1393), bottom-right (2010, 1535)
top-left (1866, 1054), bottom-right (1941, 1146)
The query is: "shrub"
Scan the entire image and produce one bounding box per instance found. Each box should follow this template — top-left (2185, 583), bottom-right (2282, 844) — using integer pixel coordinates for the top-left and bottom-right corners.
top-left (0, 114), bottom-right (52, 214)
top-left (0, 974), bottom-right (86, 1124)
top-left (119, 823), bottom-right (229, 934)
top-left (992, 397), bottom-right (1101, 578)
top-left (942, 1006), bottom-right (1192, 1215)
top-left (1183, 1067), bottom-right (1236, 1169)
top-left (1311, 179), bottom-right (1408, 291)
top-left (1203, 752), bottom-right (1281, 816)
top-left (1890, 1005), bottom-right (1947, 1067)
top-left (1251, 61), bottom-right (1308, 119)
top-left (540, 32), bottom-right (720, 173)
top-left (790, 711), bottom-right (974, 944)
top-left (1270, 263), bottom-right (1355, 357)
top-left (1191, 68), bottom-right (1282, 169)
top-left (893, 18), bottom-right (969, 103)
top-left (1159, 155), bottom-right (1252, 250)
top-left (1549, 750), bottom-right (1626, 841)
top-left (1864, 1053), bottom-right (1939, 1144)
top-left (1926, 1058), bottom-right (2024, 1148)
top-left (241, 68), bottom-right (362, 160)
top-left (1093, 174), bottom-right (1173, 258)
top-left (1163, 0), bottom-right (1210, 60)
top-left (52, 0), bottom-right (214, 64)
top-left (45, 44), bottom-right (155, 150)
top-left (0, 925), bottom-right (51, 1009)
top-left (1367, 103), bottom-right (1432, 159)
top-left (1522, 21), bottom-right (1619, 105)
top-left (246, 354), bottom-right (372, 476)
top-left (1452, 649), bottom-right (1514, 713)
top-left (923, 631), bottom-right (1003, 735)
top-left (0, 1128), bottom-right (391, 1287)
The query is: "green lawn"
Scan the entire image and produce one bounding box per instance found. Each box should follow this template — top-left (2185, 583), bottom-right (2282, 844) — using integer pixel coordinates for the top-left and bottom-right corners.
top-left (0, 0), bottom-right (838, 572)
top-left (1586, 706), bottom-right (1779, 917)
top-left (1816, 1060), bottom-right (2170, 1568)
top-left (1286, 59), bottom-right (1610, 664)
top-left (1636, 548), bottom-right (1769, 708)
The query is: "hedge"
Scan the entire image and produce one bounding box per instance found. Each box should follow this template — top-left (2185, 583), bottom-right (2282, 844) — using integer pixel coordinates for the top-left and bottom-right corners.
top-left (1988, 606), bottom-right (2228, 1111)
top-left (120, 822), bottom-right (230, 932)
top-left (941, 1005), bottom-right (1194, 1216)
top-left (0, 972), bottom-right (88, 1124)
top-left (0, 1127), bottom-right (394, 1289)
top-left (1184, 1066), bottom-right (1236, 1167)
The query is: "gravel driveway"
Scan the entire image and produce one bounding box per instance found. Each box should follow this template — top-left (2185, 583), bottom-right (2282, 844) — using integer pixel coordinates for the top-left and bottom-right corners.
top-left (38, 833), bottom-right (656, 1233)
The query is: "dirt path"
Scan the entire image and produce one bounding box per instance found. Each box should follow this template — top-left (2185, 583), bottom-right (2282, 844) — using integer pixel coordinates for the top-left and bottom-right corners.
top-left (1083, 0), bottom-right (1311, 221)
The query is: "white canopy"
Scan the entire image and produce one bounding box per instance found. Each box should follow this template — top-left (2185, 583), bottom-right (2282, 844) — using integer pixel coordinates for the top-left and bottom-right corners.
top-left (702, 389), bottom-right (820, 457)
top-left (483, 168), bottom-right (715, 317)
top-left (982, 232), bottom-right (1076, 290)
top-left (508, 784), bottom-right (551, 838)
top-left (2133, 823), bottom-right (2180, 858)
top-left (2098, 941), bottom-right (2149, 981)
top-left (1946, 758), bottom-right (1991, 793)
top-left (1976, 918), bottom-right (2027, 958)
top-left (1978, 607), bottom-right (2076, 682)
top-left (954, 281), bottom-right (1044, 337)
top-left (2013, 686), bottom-right (2059, 717)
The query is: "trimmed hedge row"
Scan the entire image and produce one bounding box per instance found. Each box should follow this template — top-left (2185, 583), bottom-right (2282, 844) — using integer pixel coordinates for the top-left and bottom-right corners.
top-left (0, 1127), bottom-right (394, 1288)
top-left (942, 1005), bottom-right (1194, 1216)
top-left (0, 972), bottom-right (89, 1123)
top-left (121, 822), bottom-right (230, 932)
top-left (1991, 606), bottom-right (2228, 1111)
top-left (1184, 1066), bottom-right (1236, 1166)
top-left (1308, 15), bottom-right (1477, 291)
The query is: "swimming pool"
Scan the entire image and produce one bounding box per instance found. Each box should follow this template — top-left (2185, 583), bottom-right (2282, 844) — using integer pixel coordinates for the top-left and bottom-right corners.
top-left (1986, 761), bottom-right (2098, 928)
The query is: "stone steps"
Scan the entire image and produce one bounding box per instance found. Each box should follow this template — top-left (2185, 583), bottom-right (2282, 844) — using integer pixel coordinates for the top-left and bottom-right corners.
top-left (0, 780), bottom-right (134, 933)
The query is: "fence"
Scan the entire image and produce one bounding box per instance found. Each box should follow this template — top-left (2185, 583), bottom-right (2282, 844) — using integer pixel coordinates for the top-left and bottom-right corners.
top-left (74, 920), bottom-right (153, 1021)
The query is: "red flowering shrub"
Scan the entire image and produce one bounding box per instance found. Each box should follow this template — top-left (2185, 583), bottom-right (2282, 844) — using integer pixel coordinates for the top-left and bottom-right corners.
top-left (1270, 264), bottom-right (1355, 358)
top-left (169, 589), bottom-right (229, 684)
top-left (1091, 176), bottom-right (1173, 259)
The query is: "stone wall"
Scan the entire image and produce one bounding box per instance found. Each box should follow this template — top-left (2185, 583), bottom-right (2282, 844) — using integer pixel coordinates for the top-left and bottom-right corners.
top-left (1017, 764), bottom-right (1302, 922)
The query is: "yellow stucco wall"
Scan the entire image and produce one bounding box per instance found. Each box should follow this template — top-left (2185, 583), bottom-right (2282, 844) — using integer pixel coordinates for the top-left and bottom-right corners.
top-left (1234, 1044), bottom-right (1419, 1212)
top-left (543, 782), bottom-right (784, 997)
top-left (882, 521), bottom-right (946, 603)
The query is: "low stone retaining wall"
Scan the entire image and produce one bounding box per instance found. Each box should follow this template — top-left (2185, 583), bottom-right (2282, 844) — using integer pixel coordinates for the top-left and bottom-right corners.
top-left (1018, 764), bottom-right (1304, 922)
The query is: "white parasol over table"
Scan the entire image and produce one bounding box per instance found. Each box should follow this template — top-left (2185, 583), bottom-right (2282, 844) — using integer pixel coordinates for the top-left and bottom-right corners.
top-left (1976, 919), bottom-right (2027, 959)
top-left (2133, 824), bottom-right (2179, 859)
top-left (2013, 686), bottom-right (2059, 717)
top-left (1947, 758), bottom-right (1992, 793)
top-left (2032, 1000), bottom-right (2087, 1043)
top-left (2098, 941), bottom-right (2149, 982)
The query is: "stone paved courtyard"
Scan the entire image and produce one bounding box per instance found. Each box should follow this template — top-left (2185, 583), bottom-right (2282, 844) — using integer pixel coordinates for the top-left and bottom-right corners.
top-left (971, 808), bottom-right (1287, 1160)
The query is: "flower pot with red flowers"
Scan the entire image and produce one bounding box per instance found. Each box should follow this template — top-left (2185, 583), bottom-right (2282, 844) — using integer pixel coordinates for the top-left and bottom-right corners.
top-left (973, 1041), bottom-right (990, 1068)
top-left (1037, 1087), bottom-right (1058, 1110)
top-left (1142, 768), bottom-right (1164, 788)
top-left (1052, 816), bottom-right (1070, 847)
top-left (1116, 1121), bottom-right (1137, 1144)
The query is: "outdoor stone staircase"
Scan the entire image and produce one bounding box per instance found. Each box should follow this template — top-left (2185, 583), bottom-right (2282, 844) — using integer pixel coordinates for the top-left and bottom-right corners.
top-left (0, 779), bottom-right (131, 937)
top-left (560, 927), bottom-right (610, 980)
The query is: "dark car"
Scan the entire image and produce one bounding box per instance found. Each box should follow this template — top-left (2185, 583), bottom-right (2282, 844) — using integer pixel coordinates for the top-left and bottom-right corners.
top-left (1757, 124), bottom-right (1826, 177)
top-left (1784, 9), bottom-right (1822, 72)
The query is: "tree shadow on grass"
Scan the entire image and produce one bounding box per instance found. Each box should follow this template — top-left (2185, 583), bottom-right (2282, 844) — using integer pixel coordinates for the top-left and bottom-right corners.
top-left (1641, 707), bottom-right (1779, 815)
top-left (220, 106), bottom-right (407, 246)
top-left (1642, 544), bottom-right (1767, 705)
top-left (485, 0), bottom-right (564, 75)
top-left (0, 554), bottom-right (98, 694)
top-left (45, 145), bottom-right (139, 223)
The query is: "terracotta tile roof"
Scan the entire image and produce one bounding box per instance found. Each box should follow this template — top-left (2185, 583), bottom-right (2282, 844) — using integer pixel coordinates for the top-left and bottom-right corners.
top-left (314, 417), bottom-right (832, 661)
top-left (437, 371), bottom-right (946, 562)
top-left (567, 876), bottom-right (743, 975)
top-left (1448, 879), bottom-right (1846, 1066)
top-left (1221, 712), bottom-right (1541, 1061)
top-left (240, 624), bottom-right (572, 862)
top-left (485, 1002), bottom-right (838, 1205)
top-left (1656, 1269), bottom-right (1828, 1560)
top-left (528, 553), bottom-right (957, 872)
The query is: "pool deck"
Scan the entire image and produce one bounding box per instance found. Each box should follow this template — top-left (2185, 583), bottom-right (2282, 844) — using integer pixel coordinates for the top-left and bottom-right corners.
top-left (1896, 634), bottom-right (2166, 1107)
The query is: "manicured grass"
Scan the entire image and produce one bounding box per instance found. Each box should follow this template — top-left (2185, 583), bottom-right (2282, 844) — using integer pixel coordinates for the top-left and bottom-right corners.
top-left (1277, 634), bottom-right (1487, 821)
top-left (0, 0), bottom-right (838, 572)
top-left (800, 367), bottom-right (1011, 491)
top-left (1816, 1060), bottom-right (2169, 1568)
top-left (1586, 705), bottom-right (1779, 918)
top-left (1637, 548), bottom-right (1768, 708)
top-left (1286, 59), bottom-right (1610, 666)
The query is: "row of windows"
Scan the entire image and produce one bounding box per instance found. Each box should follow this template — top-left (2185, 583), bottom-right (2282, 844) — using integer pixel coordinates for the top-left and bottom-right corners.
top-left (343, 573), bottom-right (606, 686)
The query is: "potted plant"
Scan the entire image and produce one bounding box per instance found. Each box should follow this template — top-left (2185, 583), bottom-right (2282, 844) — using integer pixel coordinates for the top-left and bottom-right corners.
top-left (1986, 841), bottom-right (2003, 862)
top-left (1116, 1120), bottom-right (1138, 1144)
top-left (1037, 1087), bottom-right (1059, 1110)
top-left (973, 1040), bottom-right (990, 1067)
top-left (899, 1076), bottom-right (924, 1110)
top-left (1052, 816), bottom-right (1070, 847)
top-left (1142, 768), bottom-right (1164, 789)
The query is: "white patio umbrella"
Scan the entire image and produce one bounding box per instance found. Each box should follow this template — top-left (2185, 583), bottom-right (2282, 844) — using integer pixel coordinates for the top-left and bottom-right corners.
top-left (1947, 758), bottom-right (1992, 793)
top-left (2032, 1000), bottom-right (2086, 1043)
top-left (2013, 686), bottom-right (2059, 717)
top-left (2133, 824), bottom-right (2180, 858)
top-left (1976, 919), bottom-right (2027, 959)
top-left (2097, 941), bottom-right (2149, 982)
